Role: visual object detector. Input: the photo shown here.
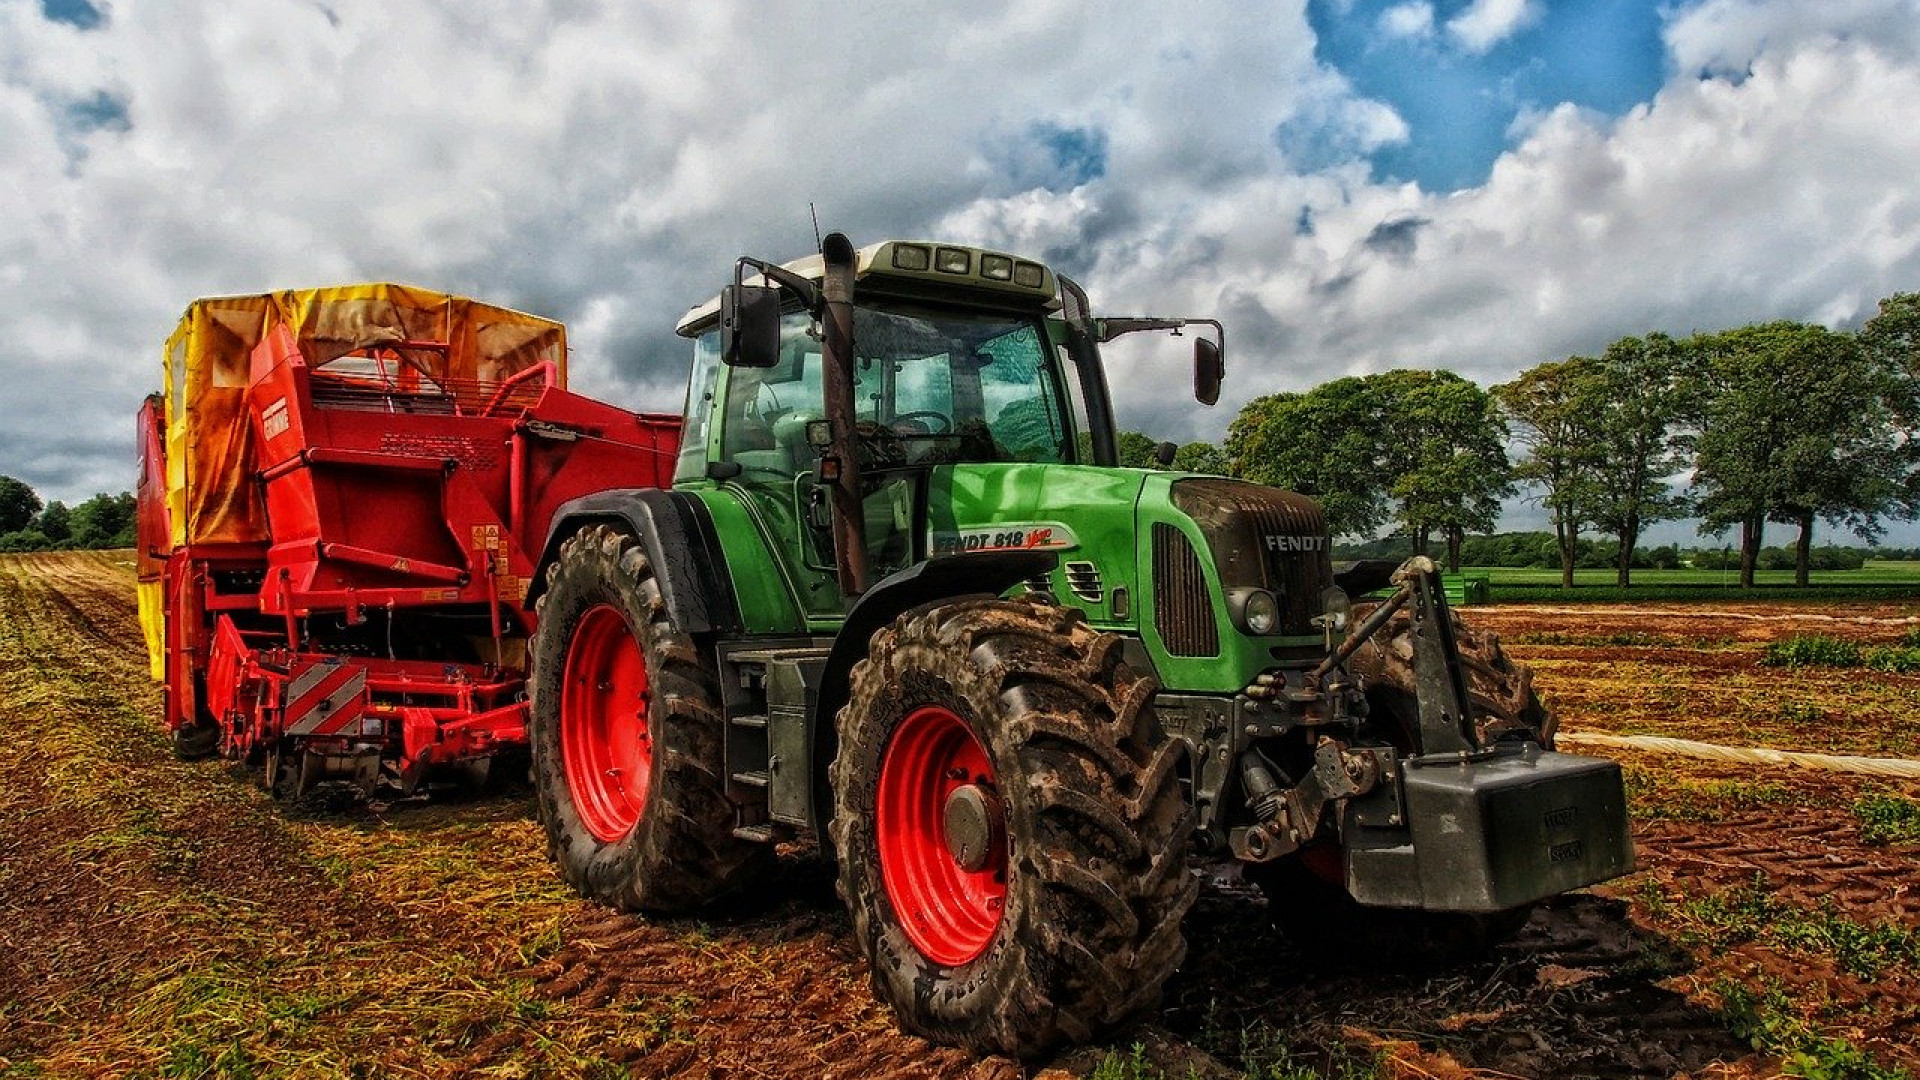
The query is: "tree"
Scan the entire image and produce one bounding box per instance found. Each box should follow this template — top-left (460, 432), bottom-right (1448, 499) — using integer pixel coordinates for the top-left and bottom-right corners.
top-left (0, 475), bottom-right (41, 534)
top-left (36, 501), bottom-right (71, 545)
top-left (1687, 321), bottom-right (1915, 586)
top-left (1494, 357), bottom-right (1604, 588)
top-left (67, 492), bottom-right (137, 548)
top-left (1115, 430), bottom-right (1164, 470)
top-left (1861, 292), bottom-right (1920, 378)
top-left (1372, 370), bottom-right (1512, 570)
top-left (1226, 371), bottom-right (1511, 566)
top-left (1171, 441), bottom-right (1228, 474)
top-left (1227, 378), bottom-right (1392, 539)
top-left (1584, 334), bottom-right (1690, 587)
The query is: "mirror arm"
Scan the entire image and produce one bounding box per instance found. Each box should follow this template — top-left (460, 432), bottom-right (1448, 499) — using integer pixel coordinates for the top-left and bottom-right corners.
top-left (1096, 317), bottom-right (1224, 348)
top-left (735, 257), bottom-right (822, 313)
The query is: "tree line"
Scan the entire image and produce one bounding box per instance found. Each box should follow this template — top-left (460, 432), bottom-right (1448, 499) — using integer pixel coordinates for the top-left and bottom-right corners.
top-left (0, 476), bottom-right (137, 552)
top-left (1125, 291), bottom-right (1920, 588)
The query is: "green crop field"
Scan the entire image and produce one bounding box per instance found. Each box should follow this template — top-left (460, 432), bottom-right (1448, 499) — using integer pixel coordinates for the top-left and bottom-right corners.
top-left (1460, 560), bottom-right (1920, 603)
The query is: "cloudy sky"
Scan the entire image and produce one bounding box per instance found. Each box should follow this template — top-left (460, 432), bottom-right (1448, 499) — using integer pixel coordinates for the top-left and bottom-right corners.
top-left (5, 0), bottom-right (1919, 542)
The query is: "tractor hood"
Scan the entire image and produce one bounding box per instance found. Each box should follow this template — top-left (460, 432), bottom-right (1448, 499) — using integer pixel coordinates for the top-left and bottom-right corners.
top-left (925, 462), bottom-right (1148, 621)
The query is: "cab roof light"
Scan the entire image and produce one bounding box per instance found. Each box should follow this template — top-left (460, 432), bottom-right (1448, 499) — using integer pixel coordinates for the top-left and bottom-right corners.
top-left (980, 254), bottom-right (1013, 281)
top-left (1012, 261), bottom-right (1045, 288)
top-left (892, 244), bottom-right (932, 271)
top-left (935, 247), bottom-right (971, 274)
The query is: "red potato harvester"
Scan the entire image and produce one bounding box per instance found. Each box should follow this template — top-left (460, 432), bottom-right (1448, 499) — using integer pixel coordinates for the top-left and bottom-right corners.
top-left (138, 285), bottom-right (679, 796)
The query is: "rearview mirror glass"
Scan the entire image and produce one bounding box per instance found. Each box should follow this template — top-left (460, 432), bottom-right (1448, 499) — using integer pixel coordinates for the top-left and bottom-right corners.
top-left (1194, 336), bottom-right (1223, 406)
top-left (721, 284), bottom-right (782, 368)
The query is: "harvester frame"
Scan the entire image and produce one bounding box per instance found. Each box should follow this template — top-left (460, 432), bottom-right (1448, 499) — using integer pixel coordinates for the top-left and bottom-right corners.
top-left (139, 285), bottom-right (679, 796)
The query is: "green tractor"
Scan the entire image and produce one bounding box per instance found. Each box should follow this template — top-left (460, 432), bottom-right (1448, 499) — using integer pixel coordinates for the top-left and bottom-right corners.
top-left (524, 233), bottom-right (1632, 1058)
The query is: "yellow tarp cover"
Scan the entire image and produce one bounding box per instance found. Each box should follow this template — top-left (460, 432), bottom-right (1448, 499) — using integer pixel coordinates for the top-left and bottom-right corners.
top-left (163, 284), bottom-right (567, 549)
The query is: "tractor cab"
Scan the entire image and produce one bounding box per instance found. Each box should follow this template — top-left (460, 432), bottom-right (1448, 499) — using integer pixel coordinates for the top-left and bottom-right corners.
top-left (672, 238), bottom-right (1221, 613)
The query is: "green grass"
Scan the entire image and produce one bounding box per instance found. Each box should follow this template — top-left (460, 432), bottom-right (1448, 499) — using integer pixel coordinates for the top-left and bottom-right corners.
top-left (1853, 794), bottom-right (1920, 845)
top-left (1460, 560), bottom-right (1920, 603)
top-left (1622, 767), bottom-right (1800, 823)
top-left (1715, 978), bottom-right (1913, 1080)
top-left (1761, 634), bottom-right (1920, 672)
top-left (1643, 875), bottom-right (1920, 981)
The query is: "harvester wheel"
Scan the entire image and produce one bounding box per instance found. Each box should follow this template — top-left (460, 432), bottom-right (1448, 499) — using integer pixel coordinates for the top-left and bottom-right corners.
top-left (171, 722), bottom-right (219, 761)
top-left (1249, 851), bottom-right (1531, 969)
top-left (830, 596), bottom-right (1196, 1059)
top-left (1343, 603), bottom-right (1555, 748)
top-left (527, 524), bottom-right (769, 913)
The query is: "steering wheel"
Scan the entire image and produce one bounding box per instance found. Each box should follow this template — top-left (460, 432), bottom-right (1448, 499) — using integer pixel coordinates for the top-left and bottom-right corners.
top-left (889, 410), bottom-right (953, 435)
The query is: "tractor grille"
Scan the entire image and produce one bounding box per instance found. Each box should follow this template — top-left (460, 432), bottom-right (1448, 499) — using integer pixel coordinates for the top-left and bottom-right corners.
top-left (1169, 478), bottom-right (1331, 636)
top-left (1153, 522), bottom-right (1219, 657)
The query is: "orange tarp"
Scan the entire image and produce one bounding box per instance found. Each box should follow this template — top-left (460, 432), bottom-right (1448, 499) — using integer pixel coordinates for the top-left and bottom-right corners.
top-left (163, 284), bottom-right (567, 548)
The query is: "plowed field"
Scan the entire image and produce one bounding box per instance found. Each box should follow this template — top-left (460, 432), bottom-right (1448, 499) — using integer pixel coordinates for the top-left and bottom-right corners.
top-left (3, 551), bottom-right (1916, 1079)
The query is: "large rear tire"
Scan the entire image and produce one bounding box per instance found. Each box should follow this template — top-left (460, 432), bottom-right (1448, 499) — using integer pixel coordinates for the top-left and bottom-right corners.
top-left (528, 524), bottom-right (768, 913)
top-left (830, 596), bottom-right (1196, 1060)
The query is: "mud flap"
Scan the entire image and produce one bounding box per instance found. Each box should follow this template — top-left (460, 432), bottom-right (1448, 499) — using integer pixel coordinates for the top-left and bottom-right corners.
top-left (1344, 744), bottom-right (1634, 912)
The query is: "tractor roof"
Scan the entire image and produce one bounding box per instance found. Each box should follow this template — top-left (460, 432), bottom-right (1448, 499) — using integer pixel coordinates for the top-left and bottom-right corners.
top-left (676, 241), bottom-right (1061, 336)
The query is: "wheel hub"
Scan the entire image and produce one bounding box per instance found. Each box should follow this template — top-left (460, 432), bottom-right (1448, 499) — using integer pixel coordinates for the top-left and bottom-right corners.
top-left (875, 705), bottom-right (1009, 966)
top-left (942, 783), bottom-right (1003, 873)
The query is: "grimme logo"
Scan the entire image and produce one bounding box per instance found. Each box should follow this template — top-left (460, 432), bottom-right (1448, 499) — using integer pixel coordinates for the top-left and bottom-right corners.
top-left (1264, 535), bottom-right (1326, 553)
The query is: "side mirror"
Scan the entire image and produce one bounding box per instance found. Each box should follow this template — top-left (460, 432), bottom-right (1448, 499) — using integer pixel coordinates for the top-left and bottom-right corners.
top-left (721, 283), bottom-right (783, 368)
top-left (1194, 336), bottom-right (1224, 406)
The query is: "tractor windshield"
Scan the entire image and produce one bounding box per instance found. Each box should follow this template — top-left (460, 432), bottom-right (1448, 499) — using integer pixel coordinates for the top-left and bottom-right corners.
top-left (718, 303), bottom-right (1078, 472)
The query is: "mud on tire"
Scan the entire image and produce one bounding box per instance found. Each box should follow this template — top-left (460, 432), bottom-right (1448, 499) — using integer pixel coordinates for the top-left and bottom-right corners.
top-left (527, 524), bottom-right (769, 913)
top-left (829, 596), bottom-right (1197, 1060)
top-left (1343, 602), bottom-right (1555, 748)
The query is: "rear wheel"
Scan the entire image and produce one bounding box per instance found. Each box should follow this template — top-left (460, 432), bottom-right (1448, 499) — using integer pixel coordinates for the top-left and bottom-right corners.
top-left (171, 722), bottom-right (219, 760)
top-left (528, 524), bottom-right (768, 912)
top-left (830, 596), bottom-right (1196, 1059)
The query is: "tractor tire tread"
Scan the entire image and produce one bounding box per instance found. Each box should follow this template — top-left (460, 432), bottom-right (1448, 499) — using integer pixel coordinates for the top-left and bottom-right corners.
top-left (830, 595), bottom-right (1196, 1060)
top-left (528, 523), bottom-right (769, 914)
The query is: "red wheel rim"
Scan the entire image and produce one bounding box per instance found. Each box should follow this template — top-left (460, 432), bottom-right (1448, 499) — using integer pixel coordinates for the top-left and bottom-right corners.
top-left (560, 603), bottom-right (651, 843)
top-left (876, 705), bottom-right (1008, 966)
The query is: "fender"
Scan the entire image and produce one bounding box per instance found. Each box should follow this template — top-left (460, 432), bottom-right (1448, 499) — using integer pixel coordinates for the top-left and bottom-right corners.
top-left (808, 549), bottom-right (1059, 834)
top-left (527, 488), bottom-right (740, 635)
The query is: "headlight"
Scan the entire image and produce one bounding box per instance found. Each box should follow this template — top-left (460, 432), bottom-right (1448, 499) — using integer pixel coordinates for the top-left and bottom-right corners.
top-left (1229, 587), bottom-right (1281, 635)
top-left (1318, 585), bottom-right (1351, 633)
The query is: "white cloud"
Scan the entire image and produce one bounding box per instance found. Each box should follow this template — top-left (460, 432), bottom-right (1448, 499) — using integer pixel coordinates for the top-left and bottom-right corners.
top-left (1445, 0), bottom-right (1539, 54)
top-left (1378, 2), bottom-right (1436, 41)
top-left (1663, 0), bottom-right (1920, 77)
top-left (1, 0), bottom-right (1919, 533)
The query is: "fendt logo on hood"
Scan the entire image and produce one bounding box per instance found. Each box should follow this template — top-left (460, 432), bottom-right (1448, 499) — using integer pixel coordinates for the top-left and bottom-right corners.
top-left (1264, 535), bottom-right (1326, 553)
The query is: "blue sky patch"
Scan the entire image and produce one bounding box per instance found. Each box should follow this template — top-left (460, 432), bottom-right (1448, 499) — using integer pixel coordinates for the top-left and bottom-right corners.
top-left (66, 90), bottom-right (131, 134)
top-left (40, 0), bottom-right (102, 30)
top-left (1307, 0), bottom-right (1666, 191)
top-left (996, 121), bottom-right (1110, 193)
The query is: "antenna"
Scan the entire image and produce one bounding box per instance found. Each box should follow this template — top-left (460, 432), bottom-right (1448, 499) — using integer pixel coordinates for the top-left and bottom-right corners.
top-left (810, 203), bottom-right (823, 252)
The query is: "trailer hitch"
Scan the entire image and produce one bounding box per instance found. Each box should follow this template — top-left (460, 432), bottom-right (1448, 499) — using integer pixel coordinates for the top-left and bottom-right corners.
top-left (1228, 737), bottom-right (1388, 862)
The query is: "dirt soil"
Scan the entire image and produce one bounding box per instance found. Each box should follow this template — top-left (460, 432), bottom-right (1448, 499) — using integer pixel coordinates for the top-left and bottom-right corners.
top-left (2, 555), bottom-right (1916, 1079)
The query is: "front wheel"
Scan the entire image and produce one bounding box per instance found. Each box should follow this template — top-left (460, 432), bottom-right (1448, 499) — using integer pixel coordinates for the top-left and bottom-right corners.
top-left (527, 524), bottom-right (768, 913)
top-left (830, 597), bottom-right (1196, 1060)
top-left (1344, 603), bottom-right (1554, 748)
